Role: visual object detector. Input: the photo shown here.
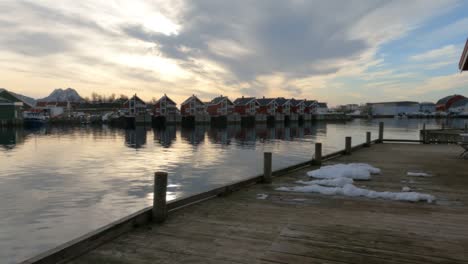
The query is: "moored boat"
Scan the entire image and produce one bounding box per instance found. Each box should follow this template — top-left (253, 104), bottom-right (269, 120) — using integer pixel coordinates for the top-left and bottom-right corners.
top-left (23, 111), bottom-right (48, 126)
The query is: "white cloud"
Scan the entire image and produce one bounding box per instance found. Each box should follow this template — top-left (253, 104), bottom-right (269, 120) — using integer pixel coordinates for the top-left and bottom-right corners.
top-left (0, 0), bottom-right (464, 105)
top-left (410, 45), bottom-right (459, 61)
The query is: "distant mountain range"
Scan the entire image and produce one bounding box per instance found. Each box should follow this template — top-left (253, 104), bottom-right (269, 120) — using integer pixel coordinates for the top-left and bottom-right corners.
top-left (38, 88), bottom-right (84, 102)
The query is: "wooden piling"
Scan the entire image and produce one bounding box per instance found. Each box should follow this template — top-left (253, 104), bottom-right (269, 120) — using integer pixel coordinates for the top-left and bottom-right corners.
top-left (422, 123), bottom-right (427, 144)
top-left (365, 132), bottom-right (371, 147)
top-left (153, 172), bottom-right (168, 223)
top-left (465, 122), bottom-right (467, 133)
top-left (378, 122), bottom-right (384, 143)
top-left (345, 137), bottom-right (352, 155)
top-left (442, 123), bottom-right (445, 130)
top-left (263, 152), bottom-right (272, 184)
top-left (312, 143), bottom-right (322, 165)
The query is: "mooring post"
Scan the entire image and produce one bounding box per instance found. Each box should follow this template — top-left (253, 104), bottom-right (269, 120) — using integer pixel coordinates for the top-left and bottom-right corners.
top-left (365, 132), bottom-right (371, 147)
top-left (378, 122), bottom-right (384, 143)
top-left (312, 143), bottom-right (322, 165)
top-left (422, 123), bottom-right (427, 144)
top-left (263, 152), bottom-right (272, 184)
top-left (153, 172), bottom-right (168, 223)
top-left (465, 122), bottom-right (467, 133)
top-left (345, 137), bottom-right (352, 155)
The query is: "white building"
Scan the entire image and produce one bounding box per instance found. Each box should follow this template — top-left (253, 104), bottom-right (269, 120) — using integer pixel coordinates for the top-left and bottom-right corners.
top-left (419, 102), bottom-right (436, 113)
top-left (368, 101), bottom-right (419, 117)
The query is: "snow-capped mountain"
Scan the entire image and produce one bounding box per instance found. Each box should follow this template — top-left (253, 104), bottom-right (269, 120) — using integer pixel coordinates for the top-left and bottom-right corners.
top-left (0, 88), bottom-right (36, 107)
top-left (39, 88), bottom-right (84, 102)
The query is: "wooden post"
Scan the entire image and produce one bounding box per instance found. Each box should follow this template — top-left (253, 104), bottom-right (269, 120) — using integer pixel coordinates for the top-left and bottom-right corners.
top-left (153, 172), bottom-right (168, 223)
top-left (345, 137), bottom-right (352, 155)
top-left (442, 123), bottom-right (445, 130)
top-left (378, 122), bottom-right (384, 143)
top-left (263, 152), bottom-right (272, 184)
top-left (365, 132), bottom-right (371, 147)
top-left (312, 143), bottom-right (322, 165)
top-left (422, 123), bottom-right (427, 144)
top-left (465, 122), bottom-right (467, 133)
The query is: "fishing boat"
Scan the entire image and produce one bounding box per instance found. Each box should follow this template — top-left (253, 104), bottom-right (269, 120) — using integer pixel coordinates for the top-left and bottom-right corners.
top-left (23, 111), bottom-right (48, 126)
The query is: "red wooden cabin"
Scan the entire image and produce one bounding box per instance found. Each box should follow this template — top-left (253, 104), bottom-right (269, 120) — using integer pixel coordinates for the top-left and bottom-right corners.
top-left (256, 98), bottom-right (277, 115)
top-left (180, 95), bottom-right (206, 116)
top-left (233, 97), bottom-right (259, 116)
top-left (205, 96), bottom-right (234, 116)
top-left (154, 94), bottom-right (178, 116)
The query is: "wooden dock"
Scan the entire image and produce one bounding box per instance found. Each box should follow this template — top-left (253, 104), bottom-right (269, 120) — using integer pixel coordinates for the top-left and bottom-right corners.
top-left (59, 143), bottom-right (468, 264)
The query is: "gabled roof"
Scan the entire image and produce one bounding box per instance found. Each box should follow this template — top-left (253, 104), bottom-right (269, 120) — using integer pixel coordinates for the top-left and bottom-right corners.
top-left (289, 98), bottom-right (305, 106)
top-left (181, 95), bottom-right (204, 105)
top-left (124, 95), bottom-right (146, 105)
top-left (257, 98), bottom-right (276, 106)
top-left (304, 100), bottom-right (318, 107)
top-left (436, 95), bottom-right (465, 105)
top-left (233, 97), bottom-right (256, 106)
top-left (275, 97), bottom-right (290, 106)
top-left (209, 96), bottom-right (233, 105)
top-left (158, 94), bottom-right (177, 105)
top-left (0, 89), bottom-right (34, 108)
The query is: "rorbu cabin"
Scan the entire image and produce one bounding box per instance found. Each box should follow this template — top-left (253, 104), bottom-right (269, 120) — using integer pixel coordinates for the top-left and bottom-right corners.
top-left (180, 95), bottom-right (206, 116)
top-left (290, 99), bottom-right (306, 114)
top-left (153, 94), bottom-right (179, 127)
top-left (275, 97), bottom-right (291, 115)
top-left (304, 100), bottom-right (318, 114)
top-left (206, 96), bottom-right (234, 117)
top-left (154, 94), bottom-right (178, 116)
top-left (123, 95), bottom-right (147, 116)
top-left (180, 95), bottom-right (209, 126)
top-left (233, 97), bottom-right (258, 116)
top-left (256, 98), bottom-right (277, 115)
top-left (234, 97), bottom-right (259, 126)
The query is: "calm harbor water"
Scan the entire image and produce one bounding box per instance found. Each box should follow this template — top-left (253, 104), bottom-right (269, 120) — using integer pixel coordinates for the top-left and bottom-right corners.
top-left (0, 118), bottom-right (467, 263)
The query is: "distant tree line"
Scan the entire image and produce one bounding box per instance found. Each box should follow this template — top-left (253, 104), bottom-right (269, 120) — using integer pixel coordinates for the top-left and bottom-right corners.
top-left (83, 93), bottom-right (129, 103)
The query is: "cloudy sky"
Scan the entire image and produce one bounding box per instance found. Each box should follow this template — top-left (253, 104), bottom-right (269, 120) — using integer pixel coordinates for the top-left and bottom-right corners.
top-left (0, 0), bottom-right (467, 105)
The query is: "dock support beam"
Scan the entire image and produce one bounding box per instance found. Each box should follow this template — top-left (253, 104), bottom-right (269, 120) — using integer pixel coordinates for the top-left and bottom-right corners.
top-left (365, 132), bottom-right (371, 147)
top-left (153, 172), bottom-right (168, 223)
top-left (263, 152), bottom-right (272, 184)
top-left (345, 137), bottom-right (352, 155)
top-left (378, 122), bottom-right (384, 143)
top-left (312, 143), bottom-right (322, 165)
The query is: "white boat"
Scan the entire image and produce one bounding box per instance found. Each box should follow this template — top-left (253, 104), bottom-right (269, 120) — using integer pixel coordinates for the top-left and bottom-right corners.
top-left (23, 111), bottom-right (48, 126)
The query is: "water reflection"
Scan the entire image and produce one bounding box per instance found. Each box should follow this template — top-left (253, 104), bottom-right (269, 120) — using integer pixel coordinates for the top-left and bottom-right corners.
top-left (125, 127), bottom-right (147, 149)
top-left (0, 128), bottom-right (25, 150)
top-left (153, 126), bottom-right (176, 148)
top-left (0, 118), bottom-right (467, 264)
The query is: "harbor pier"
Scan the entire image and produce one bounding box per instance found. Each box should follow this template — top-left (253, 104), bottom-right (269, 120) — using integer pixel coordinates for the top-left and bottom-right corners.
top-left (21, 124), bottom-right (468, 264)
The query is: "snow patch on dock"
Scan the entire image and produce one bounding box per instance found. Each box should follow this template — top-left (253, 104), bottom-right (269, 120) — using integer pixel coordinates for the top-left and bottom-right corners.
top-left (277, 163), bottom-right (435, 203)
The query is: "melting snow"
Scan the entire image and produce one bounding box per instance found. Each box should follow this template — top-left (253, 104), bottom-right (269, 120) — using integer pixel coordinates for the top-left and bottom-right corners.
top-left (256, 193), bottom-right (268, 200)
top-left (297, 178), bottom-right (353, 187)
top-left (276, 184), bottom-right (434, 203)
top-left (307, 163), bottom-right (380, 180)
top-left (407, 172), bottom-right (432, 177)
top-left (277, 163), bottom-right (435, 203)
top-left (402, 186), bottom-right (411, 192)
